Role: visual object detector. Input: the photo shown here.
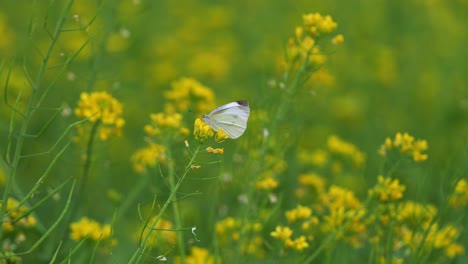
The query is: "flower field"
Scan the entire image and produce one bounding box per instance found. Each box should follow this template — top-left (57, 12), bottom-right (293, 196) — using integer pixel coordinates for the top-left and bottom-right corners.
top-left (0, 0), bottom-right (467, 263)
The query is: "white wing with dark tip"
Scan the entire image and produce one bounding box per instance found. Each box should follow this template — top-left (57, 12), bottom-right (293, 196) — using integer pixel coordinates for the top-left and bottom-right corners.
top-left (202, 100), bottom-right (250, 139)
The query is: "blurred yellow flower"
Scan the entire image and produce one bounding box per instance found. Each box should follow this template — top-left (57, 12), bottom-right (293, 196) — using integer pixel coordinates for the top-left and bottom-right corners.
top-left (131, 143), bottom-right (167, 173)
top-left (449, 179), bottom-right (468, 208)
top-left (298, 149), bottom-right (328, 167)
top-left (319, 186), bottom-right (366, 247)
top-left (397, 201), bottom-right (437, 227)
top-left (285, 205), bottom-right (312, 223)
top-left (286, 12), bottom-right (341, 68)
top-left (255, 177), bottom-right (278, 190)
top-left (70, 217), bottom-right (113, 242)
top-left (215, 128), bottom-right (229, 142)
top-left (369, 175), bottom-right (406, 202)
top-left (298, 173), bottom-right (326, 194)
top-left (1, 198), bottom-right (37, 232)
top-left (206, 146), bottom-right (224, 154)
top-left (106, 29), bottom-right (130, 53)
top-left (165, 77), bottom-right (216, 114)
top-left (285, 235), bottom-right (309, 251)
top-left (270, 226), bottom-right (293, 241)
top-left (332, 34), bottom-right (344, 45)
top-left (74, 91), bottom-right (125, 141)
top-left (175, 246), bottom-right (218, 264)
top-left (379, 132), bottom-right (428, 162)
top-left (327, 135), bottom-right (366, 168)
top-left (144, 111), bottom-right (186, 137)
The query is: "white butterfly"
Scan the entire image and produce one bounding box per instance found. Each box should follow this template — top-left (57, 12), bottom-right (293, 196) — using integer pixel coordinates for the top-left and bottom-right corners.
top-left (202, 100), bottom-right (250, 139)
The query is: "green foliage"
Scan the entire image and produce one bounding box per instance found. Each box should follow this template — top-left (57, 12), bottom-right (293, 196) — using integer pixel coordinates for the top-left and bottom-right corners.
top-left (0, 0), bottom-right (467, 263)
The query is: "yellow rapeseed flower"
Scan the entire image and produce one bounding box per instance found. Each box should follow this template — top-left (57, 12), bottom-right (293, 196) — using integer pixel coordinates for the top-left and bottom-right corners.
top-left (193, 118), bottom-right (215, 143)
top-left (175, 246), bottom-right (218, 264)
top-left (285, 205), bottom-right (312, 223)
top-left (1, 198), bottom-right (37, 232)
top-left (379, 132), bottom-right (428, 162)
top-left (143, 111), bottom-right (189, 138)
top-left (397, 201), bottom-right (437, 227)
top-left (319, 186), bottom-right (367, 247)
top-left (298, 149), bottom-right (329, 167)
top-left (131, 143), bottom-right (167, 173)
top-left (449, 179), bottom-right (468, 208)
top-left (206, 146), bottom-right (224, 154)
top-left (165, 77), bottom-right (216, 114)
top-left (298, 173), bottom-right (326, 194)
top-left (332, 34), bottom-right (344, 45)
top-left (270, 226), bottom-right (293, 241)
top-left (369, 175), bottom-right (406, 202)
top-left (255, 177), bottom-right (278, 190)
top-left (215, 128), bottom-right (229, 142)
top-left (286, 13), bottom-right (341, 69)
top-left (74, 91), bottom-right (125, 141)
top-left (327, 135), bottom-right (366, 168)
top-left (69, 217), bottom-right (112, 242)
top-left (285, 236), bottom-right (309, 251)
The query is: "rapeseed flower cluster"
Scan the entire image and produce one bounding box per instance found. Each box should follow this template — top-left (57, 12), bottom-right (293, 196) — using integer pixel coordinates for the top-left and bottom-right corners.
top-left (271, 225), bottom-right (310, 251)
top-left (193, 118), bottom-right (214, 143)
top-left (131, 143), bottom-right (167, 173)
top-left (74, 91), bottom-right (125, 141)
top-left (175, 246), bottom-right (218, 264)
top-left (165, 77), bottom-right (216, 114)
top-left (215, 217), bottom-right (241, 244)
top-left (379, 132), bottom-right (428, 162)
top-left (69, 217), bottom-right (113, 242)
top-left (449, 179), bottom-right (468, 208)
top-left (368, 176), bottom-right (406, 203)
top-left (327, 135), bottom-right (366, 168)
top-left (391, 202), bottom-right (464, 259)
top-left (193, 118), bottom-right (228, 151)
top-left (298, 135), bottom-right (366, 174)
top-left (131, 110), bottom-right (189, 173)
top-left (1, 198), bottom-right (37, 232)
top-left (368, 178), bottom-right (464, 261)
top-left (286, 13), bottom-right (342, 68)
top-left (206, 146), bottom-right (224, 154)
top-left (295, 173), bottom-right (326, 201)
top-left (319, 186), bottom-right (367, 247)
top-left (131, 84), bottom-right (199, 172)
top-left (144, 111), bottom-right (189, 137)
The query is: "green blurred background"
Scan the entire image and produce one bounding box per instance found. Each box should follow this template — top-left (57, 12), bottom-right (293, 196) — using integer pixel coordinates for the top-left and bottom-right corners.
top-left (1, 0), bottom-right (467, 262)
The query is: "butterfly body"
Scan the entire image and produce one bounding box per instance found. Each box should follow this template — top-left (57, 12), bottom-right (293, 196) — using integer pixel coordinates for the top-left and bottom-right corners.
top-left (202, 100), bottom-right (250, 139)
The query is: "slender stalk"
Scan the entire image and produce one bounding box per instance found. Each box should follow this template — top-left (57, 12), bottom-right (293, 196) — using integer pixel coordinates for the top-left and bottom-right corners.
top-left (63, 120), bottom-right (100, 232)
top-left (128, 145), bottom-right (201, 264)
top-left (166, 142), bottom-right (186, 263)
top-left (0, 0), bottom-right (75, 241)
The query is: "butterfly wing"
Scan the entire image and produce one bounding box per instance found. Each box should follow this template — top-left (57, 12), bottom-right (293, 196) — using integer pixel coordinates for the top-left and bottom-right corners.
top-left (204, 100), bottom-right (250, 139)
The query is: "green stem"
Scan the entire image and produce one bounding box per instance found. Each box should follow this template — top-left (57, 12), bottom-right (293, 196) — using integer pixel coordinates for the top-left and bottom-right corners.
top-left (166, 142), bottom-right (186, 263)
top-left (128, 144), bottom-right (201, 264)
top-left (58, 120), bottom-right (100, 246)
top-left (0, 0), bottom-right (75, 241)
top-left (77, 120), bottom-right (101, 209)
